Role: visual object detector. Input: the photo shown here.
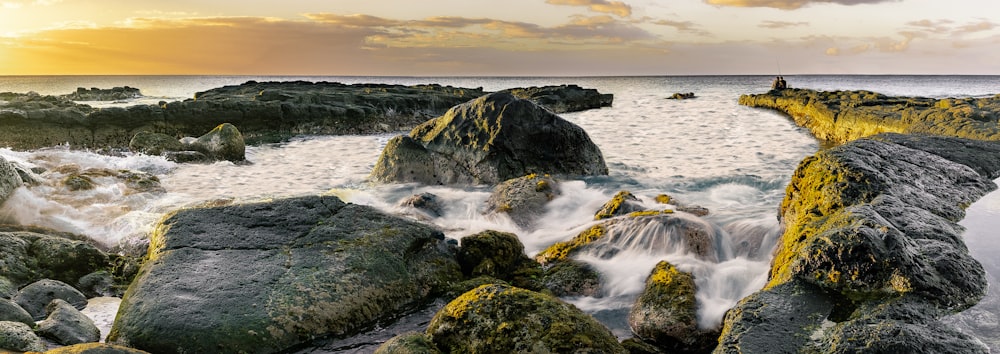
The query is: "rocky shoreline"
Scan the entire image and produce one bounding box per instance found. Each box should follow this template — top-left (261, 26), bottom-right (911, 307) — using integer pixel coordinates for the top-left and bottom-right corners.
top-left (1, 83), bottom-right (999, 353)
top-left (739, 88), bottom-right (1000, 145)
top-left (0, 82), bottom-right (613, 151)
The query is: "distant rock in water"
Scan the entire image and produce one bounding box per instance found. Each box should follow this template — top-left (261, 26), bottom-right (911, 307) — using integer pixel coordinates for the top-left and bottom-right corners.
top-left (62, 87), bottom-right (141, 101)
top-left (503, 84), bottom-right (613, 113)
top-left (667, 92), bottom-right (696, 100)
top-left (740, 88), bottom-right (1000, 145)
top-left (369, 92), bottom-right (608, 185)
top-left (716, 134), bottom-right (1000, 354)
top-left (129, 123), bottom-right (246, 163)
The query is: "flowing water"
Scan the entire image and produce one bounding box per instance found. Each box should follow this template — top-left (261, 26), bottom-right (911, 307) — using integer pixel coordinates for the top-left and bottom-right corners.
top-left (1, 75), bottom-right (998, 347)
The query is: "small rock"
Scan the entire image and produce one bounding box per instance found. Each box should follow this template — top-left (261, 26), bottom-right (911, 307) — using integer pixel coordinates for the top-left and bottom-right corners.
top-left (0, 298), bottom-right (34, 327)
top-left (14, 279), bottom-right (87, 320)
top-left (36, 299), bottom-right (101, 345)
top-left (0, 320), bottom-right (46, 352)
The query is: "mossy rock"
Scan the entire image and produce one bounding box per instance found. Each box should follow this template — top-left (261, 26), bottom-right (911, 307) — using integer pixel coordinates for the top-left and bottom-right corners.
top-left (129, 131), bottom-right (184, 156)
top-left (458, 230), bottom-right (543, 291)
top-left (0, 231), bottom-right (110, 291)
top-left (374, 332), bottom-right (442, 354)
top-left (629, 261), bottom-right (718, 353)
top-left (427, 283), bottom-right (626, 353)
top-left (594, 190), bottom-right (645, 220)
top-left (188, 123), bottom-right (246, 162)
top-left (535, 223), bottom-right (607, 265)
top-left (39, 342), bottom-right (152, 353)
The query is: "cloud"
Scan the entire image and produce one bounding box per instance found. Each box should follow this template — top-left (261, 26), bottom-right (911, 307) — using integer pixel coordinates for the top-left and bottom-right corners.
top-left (650, 19), bottom-right (710, 36)
top-left (759, 20), bottom-right (808, 29)
top-left (906, 19), bottom-right (953, 34)
top-left (703, 0), bottom-right (900, 10)
top-left (953, 19), bottom-right (997, 35)
top-left (545, 0), bottom-right (632, 17)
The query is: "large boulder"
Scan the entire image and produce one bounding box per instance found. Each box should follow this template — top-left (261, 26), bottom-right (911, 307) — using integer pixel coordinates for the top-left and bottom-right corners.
top-left (128, 131), bottom-right (185, 156)
top-left (107, 195), bottom-right (463, 354)
top-left (484, 174), bottom-right (560, 228)
top-left (36, 299), bottom-right (101, 345)
top-left (185, 123), bottom-right (246, 162)
top-left (630, 261), bottom-right (719, 353)
top-left (715, 134), bottom-right (1000, 353)
top-left (426, 283), bottom-right (627, 353)
top-left (370, 92), bottom-right (608, 185)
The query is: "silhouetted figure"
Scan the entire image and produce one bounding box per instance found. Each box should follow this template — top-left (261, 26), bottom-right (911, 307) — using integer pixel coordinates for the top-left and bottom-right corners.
top-left (772, 76), bottom-right (788, 90)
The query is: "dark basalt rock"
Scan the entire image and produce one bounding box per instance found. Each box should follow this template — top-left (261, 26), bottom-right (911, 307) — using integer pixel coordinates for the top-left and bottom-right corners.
top-left (107, 195), bottom-right (463, 354)
top-left (370, 92), bottom-right (608, 185)
top-left (13, 279), bottom-right (88, 321)
top-left (62, 87), bottom-right (142, 101)
top-left (715, 134), bottom-right (1000, 354)
top-left (503, 84), bottom-right (613, 113)
top-left (36, 299), bottom-right (101, 345)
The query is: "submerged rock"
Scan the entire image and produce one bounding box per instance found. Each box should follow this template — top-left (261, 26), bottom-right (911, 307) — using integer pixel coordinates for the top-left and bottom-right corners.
top-left (739, 88), bottom-right (1000, 145)
top-left (107, 195), bottom-right (463, 354)
top-left (425, 283), bottom-right (627, 353)
top-left (716, 134), bottom-right (1000, 354)
top-left (370, 92), bottom-right (608, 185)
top-left (399, 192), bottom-right (445, 219)
top-left (484, 174), bottom-right (560, 228)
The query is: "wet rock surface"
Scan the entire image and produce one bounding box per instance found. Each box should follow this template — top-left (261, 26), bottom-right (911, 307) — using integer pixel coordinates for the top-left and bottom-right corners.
top-left (503, 84), bottom-right (613, 113)
top-left (107, 195), bottom-right (463, 354)
top-left (715, 134), bottom-right (1000, 354)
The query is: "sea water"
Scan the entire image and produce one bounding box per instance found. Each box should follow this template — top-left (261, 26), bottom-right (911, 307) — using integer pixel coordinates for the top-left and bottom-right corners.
top-left (0, 75), bottom-right (998, 348)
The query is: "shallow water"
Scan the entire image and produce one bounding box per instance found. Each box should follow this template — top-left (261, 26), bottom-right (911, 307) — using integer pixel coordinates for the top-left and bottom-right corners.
top-left (1, 75), bottom-right (998, 347)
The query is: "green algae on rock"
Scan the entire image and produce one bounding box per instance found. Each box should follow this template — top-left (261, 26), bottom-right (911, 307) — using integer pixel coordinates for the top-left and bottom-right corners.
top-left (739, 88), bottom-right (1000, 145)
top-left (426, 283), bottom-right (627, 354)
top-left (715, 134), bottom-right (1000, 354)
top-left (630, 261), bottom-right (719, 353)
top-left (369, 92), bottom-right (608, 185)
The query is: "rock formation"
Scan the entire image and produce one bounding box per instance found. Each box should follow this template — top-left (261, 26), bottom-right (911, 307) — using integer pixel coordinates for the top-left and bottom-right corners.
top-left (484, 174), bottom-right (560, 228)
top-left (739, 88), bottom-right (1000, 145)
top-left (107, 195), bottom-right (463, 354)
top-left (630, 261), bottom-right (718, 353)
top-left (503, 84), bottom-right (614, 113)
top-left (370, 92), bottom-right (608, 185)
top-left (715, 134), bottom-right (1000, 354)
top-left (62, 87), bottom-right (142, 101)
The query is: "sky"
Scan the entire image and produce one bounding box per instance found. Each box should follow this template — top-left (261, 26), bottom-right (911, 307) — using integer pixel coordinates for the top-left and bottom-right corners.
top-left (0, 0), bottom-right (998, 75)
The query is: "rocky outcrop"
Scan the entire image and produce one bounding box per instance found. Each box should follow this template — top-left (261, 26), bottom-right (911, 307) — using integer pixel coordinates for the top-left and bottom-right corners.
top-left (630, 261), bottom-right (718, 353)
top-left (0, 82), bottom-right (487, 150)
top-left (425, 283), bottom-right (627, 353)
top-left (130, 123), bottom-right (246, 162)
top-left (484, 174), bottom-right (560, 228)
top-left (107, 195), bottom-right (463, 354)
top-left (62, 87), bottom-right (141, 101)
top-left (739, 88), bottom-right (1000, 145)
top-left (667, 92), bottom-right (696, 100)
top-left (715, 134), bottom-right (1000, 354)
top-left (504, 84), bottom-right (613, 113)
top-left (370, 92), bottom-right (608, 185)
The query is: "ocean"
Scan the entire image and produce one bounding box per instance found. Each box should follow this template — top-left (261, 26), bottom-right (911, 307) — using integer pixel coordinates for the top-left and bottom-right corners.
top-left (1, 75), bottom-right (998, 350)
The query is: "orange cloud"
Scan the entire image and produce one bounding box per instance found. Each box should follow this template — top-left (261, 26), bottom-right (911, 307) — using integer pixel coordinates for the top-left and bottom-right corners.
top-left (704, 0), bottom-right (899, 10)
top-left (545, 0), bottom-right (632, 17)
top-left (759, 20), bottom-right (808, 29)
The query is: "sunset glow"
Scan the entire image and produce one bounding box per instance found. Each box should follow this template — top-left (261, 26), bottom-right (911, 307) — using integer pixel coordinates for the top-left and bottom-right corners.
top-left (1, 0), bottom-right (999, 75)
